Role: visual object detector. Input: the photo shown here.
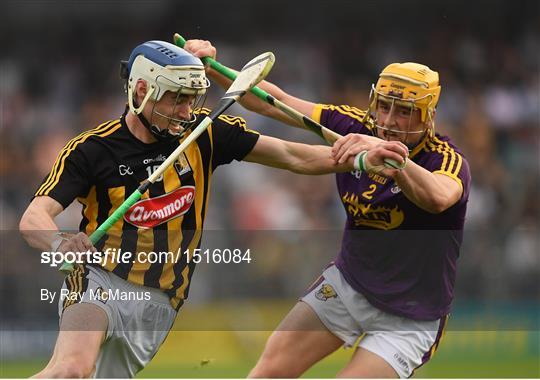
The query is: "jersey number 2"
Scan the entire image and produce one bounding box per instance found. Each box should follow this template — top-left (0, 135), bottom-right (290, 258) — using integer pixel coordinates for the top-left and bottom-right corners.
top-left (362, 184), bottom-right (377, 200)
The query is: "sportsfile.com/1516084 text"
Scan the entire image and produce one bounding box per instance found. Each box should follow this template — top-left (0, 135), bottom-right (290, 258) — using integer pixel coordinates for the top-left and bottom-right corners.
top-left (40, 247), bottom-right (252, 267)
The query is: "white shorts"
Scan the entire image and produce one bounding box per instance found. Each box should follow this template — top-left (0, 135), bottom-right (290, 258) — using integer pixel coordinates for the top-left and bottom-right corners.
top-left (302, 265), bottom-right (448, 378)
top-left (58, 265), bottom-right (177, 378)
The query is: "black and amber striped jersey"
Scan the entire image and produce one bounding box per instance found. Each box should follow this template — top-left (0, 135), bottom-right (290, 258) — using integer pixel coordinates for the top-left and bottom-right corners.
top-left (35, 107), bottom-right (259, 310)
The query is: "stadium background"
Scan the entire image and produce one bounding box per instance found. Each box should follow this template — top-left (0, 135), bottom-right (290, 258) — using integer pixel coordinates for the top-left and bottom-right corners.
top-left (1, 0), bottom-right (538, 377)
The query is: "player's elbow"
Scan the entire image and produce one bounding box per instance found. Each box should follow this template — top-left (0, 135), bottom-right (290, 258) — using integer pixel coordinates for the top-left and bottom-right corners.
top-left (429, 185), bottom-right (463, 214)
top-left (19, 208), bottom-right (36, 241)
top-left (421, 175), bottom-right (463, 214)
top-left (425, 203), bottom-right (447, 214)
top-left (19, 209), bottom-right (31, 235)
top-left (425, 195), bottom-right (455, 214)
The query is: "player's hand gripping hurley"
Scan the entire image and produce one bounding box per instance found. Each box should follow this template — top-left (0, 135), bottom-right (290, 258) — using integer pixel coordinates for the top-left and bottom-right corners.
top-left (59, 51), bottom-right (275, 274)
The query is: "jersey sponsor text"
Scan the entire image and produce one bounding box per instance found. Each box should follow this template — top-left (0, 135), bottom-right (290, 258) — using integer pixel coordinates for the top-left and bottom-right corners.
top-left (125, 186), bottom-right (195, 228)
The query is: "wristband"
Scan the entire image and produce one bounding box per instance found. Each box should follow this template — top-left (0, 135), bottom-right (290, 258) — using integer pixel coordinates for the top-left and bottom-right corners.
top-left (50, 232), bottom-right (70, 252)
top-left (353, 151), bottom-right (368, 172)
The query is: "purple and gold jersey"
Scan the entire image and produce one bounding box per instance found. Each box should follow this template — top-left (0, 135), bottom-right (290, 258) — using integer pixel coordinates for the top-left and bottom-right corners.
top-left (312, 104), bottom-right (471, 320)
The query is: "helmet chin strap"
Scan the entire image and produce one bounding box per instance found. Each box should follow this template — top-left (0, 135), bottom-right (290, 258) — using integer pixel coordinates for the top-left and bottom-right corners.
top-left (135, 111), bottom-right (177, 143)
top-left (130, 99), bottom-right (185, 143)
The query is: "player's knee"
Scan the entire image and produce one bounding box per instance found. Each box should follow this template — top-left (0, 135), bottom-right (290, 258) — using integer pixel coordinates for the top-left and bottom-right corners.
top-left (47, 356), bottom-right (95, 378)
top-left (249, 359), bottom-right (291, 378)
top-left (59, 362), bottom-right (94, 379)
top-left (249, 347), bottom-right (299, 378)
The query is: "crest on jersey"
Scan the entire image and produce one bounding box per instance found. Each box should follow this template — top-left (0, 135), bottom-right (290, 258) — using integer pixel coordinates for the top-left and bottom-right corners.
top-left (342, 192), bottom-right (405, 230)
top-left (124, 186), bottom-right (195, 228)
top-left (315, 284), bottom-right (337, 301)
top-left (174, 154), bottom-right (192, 176)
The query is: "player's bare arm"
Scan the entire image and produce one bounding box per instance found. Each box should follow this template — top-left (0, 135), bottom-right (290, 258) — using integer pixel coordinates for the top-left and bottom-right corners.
top-left (19, 196), bottom-right (95, 252)
top-left (333, 136), bottom-right (462, 213)
top-left (184, 39), bottom-right (316, 127)
top-left (393, 163), bottom-right (463, 214)
top-left (244, 135), bottom-right (354, 174)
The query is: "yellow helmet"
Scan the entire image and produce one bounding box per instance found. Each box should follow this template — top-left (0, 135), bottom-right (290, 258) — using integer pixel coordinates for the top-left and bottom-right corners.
top-left (370, 62), bottom-right (441, 123)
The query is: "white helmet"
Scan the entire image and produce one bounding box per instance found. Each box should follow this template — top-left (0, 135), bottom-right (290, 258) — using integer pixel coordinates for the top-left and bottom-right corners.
top-left (123, 40), bottom-right (210, 141)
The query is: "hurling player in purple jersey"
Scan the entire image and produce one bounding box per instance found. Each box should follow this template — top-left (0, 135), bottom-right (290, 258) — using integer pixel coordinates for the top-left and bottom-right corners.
top-left (186, 40), bottom-right (470, 378)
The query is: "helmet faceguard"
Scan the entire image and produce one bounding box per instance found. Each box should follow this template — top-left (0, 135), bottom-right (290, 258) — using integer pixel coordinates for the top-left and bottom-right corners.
top-left (123, 41), bottom-right (210, 141)
top-left (368, 62), bottom-right (441, 148)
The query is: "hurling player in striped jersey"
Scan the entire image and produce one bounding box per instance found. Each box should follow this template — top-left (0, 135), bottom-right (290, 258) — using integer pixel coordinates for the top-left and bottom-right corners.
top-left (186, 40), bottom-right (470, 378)
top-left (18, 40), bottom-right (371, 378)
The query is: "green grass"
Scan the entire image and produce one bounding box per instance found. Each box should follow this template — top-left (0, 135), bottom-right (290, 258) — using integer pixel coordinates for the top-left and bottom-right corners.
top-left (3, 355), bottom-right (538, 378)
top-left (136, 330), bottom-right (539, 378)
top-left (1, 361), bottom-right (45, 378)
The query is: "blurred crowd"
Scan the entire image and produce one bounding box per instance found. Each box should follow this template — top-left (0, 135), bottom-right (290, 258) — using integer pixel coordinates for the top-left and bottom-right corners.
top-left (1, 0), bottom-right (538, 313)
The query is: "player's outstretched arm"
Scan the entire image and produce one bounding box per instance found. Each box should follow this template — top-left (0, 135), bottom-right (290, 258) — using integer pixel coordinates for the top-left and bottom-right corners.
top-left (184, 39), bottom-right (316, 128)
top-left (243, 135), bottom-right (353, 174)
